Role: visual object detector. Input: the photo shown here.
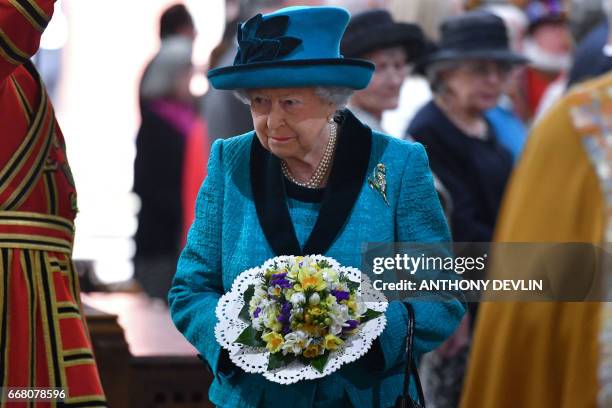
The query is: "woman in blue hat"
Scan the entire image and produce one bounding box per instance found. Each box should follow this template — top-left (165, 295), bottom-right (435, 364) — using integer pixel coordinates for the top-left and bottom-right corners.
top-left (169, 6), bottom-right (465, 408)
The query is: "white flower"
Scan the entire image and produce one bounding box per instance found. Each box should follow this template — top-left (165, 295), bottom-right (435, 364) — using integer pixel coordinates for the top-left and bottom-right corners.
top-left (290, 292), bottom-right (306, 306)
top-left (263, 306), bottom-right (282, 332)
top-left (309, 293), bottom-right (320, 305)
top-left (332, 281), bottom-right (348, 292)
top-left (328, 302), bottom-right (350, 335)
top-left (322, 268), bottom-right (339, 283)
top-left (290, 306), bottom-right (303, 322)
top-left (281, 330), bottom-right (308, 355)
top-left (252, 314), bottom-right (264, 331)
top-left (354, 295), bottom-right (367, 316)
top-left (249, 286), bottom-right (268, 313)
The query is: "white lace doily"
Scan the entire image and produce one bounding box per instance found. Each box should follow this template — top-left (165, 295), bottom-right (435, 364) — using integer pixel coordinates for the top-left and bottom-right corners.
top-left (214, 255), bottom-right (388, 384)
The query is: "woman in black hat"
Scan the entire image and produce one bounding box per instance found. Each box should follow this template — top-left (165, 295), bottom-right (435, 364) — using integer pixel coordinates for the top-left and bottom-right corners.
top-left (341, 10), bottom-right (454, 215)
top-left (408, 11), bottom-right (527, 244)
top-left (406, 10), bottom-right (527, 408)
top-left (340, 9), bottom-right (425, 133)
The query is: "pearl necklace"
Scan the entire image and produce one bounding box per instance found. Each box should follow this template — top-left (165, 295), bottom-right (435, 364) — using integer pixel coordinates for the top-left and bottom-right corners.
top-left (281, 123), bottom-right (337, 189)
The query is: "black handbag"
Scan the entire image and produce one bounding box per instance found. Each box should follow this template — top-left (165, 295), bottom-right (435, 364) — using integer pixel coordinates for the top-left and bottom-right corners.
top-left (394, 302), bottom-right (426, 408)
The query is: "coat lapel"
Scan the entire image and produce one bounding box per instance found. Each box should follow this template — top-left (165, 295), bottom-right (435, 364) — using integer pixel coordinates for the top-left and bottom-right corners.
top-left (303, 110), bottom-right (371, 254)
top-left (250, 110), bottom-right (372, 256)
top-left (250, 136), bottom-right (302, 255)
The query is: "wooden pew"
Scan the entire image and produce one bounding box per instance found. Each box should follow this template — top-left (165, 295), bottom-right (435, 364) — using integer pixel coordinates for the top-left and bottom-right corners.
top-left (83, 293), bottom-right (214, 408)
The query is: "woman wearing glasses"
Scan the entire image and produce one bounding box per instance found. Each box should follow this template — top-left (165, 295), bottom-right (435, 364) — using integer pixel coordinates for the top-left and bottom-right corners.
top-left (406, 11), bottom-right (528, 407)
top-left (408, 11), bottom-right (527, 245)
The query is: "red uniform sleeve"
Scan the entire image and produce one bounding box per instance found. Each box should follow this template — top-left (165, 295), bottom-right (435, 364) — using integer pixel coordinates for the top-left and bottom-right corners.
top-left (0, 0), bottom-right (55, 80)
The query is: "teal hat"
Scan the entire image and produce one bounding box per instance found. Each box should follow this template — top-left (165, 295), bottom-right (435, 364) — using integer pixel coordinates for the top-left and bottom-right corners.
top-left (207, 6), bottom-right (375, 90)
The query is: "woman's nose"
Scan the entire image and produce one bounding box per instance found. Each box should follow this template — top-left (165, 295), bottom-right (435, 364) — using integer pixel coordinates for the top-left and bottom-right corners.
top-left (266, 103), bottom-right (285, 130)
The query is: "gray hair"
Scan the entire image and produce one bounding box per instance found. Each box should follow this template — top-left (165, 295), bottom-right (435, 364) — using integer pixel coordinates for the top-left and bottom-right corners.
top-left (425, 60), bottom-right (462, 94)
top-left (233, 86), bottom-right (354, 110)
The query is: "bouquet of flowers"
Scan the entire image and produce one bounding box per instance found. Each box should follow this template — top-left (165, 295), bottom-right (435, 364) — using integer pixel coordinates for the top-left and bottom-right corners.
top-left (215, 255), bottom-right (388, 384)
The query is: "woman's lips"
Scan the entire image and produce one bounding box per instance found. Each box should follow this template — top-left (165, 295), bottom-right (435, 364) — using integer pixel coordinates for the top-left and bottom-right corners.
top-left (270, 136), bottom-right (292, 142)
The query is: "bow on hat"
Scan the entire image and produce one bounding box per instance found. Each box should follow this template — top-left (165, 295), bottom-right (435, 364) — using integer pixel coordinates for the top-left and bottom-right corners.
top-left (234, 14), bottom-right (303, 65)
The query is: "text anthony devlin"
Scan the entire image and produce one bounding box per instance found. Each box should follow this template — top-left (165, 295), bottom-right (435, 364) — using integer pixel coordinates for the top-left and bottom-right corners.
top-left (417, 279), bottom-right (543, 292)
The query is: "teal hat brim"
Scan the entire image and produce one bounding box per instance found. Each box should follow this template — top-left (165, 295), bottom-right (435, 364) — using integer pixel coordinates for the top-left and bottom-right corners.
top-left (207, 58), bottom-right (375, 90)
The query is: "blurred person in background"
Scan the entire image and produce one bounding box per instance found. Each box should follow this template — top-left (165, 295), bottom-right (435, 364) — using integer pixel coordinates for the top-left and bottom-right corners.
top-left (208, 0), bottom-right (241, 71)
top-left (461, 0), bottom-right (612, 405)
top-left (406, 12), bottom-right (528, 407)
top-left (0, 0), bottom-right (106, 404)
top-left (134, 34), bottom-right (206, 302)
top-left (341, 8), bottom-right (453, 216)
top-left (408, 11), bottom-right (526, 245)
top-left (139, 3), bottom-right (196, 114)
top-left (567, 0), bottom-right (611, 86)
top-left (382, 0), bottom-right (465, 138)
top-left (340, 9), bottom-right (425, 133)
top-left (568, 0), bottom-right (606, 43)
top-left (482, 3), bottom-right (530, 160)
top-left (467, 0), bottom-right (530, 9)
top-left (521, 0), bottom-right (573, 121)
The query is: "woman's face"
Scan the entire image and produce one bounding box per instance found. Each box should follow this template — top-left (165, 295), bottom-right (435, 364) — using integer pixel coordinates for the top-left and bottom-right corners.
top-left (350, 46), bottom-right (408, 115)
top-left (248, 87), bottom-right (336, 161)
top-left (440, 59), bottom-right (512, 113)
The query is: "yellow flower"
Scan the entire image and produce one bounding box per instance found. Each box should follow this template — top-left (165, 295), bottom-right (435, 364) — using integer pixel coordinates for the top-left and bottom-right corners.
top-left (325, 295), bottom-right (337, 307)
top-left (308, 306), bottom-right (323, 317)
top-left (262, 332), bottom-right (284, 353)
top-left (303, 344), bottom-right (322, 358)
top-left (297, 268), bottom-right (327, 291)
top-left (264, 308), bottom-right (282, 332)
top-left (347, 293), bottom-right (358, 312)
top-left (322, 267), bottom-right (338, 281)
top-left (301, 323), bottom-right (325, 336)
top-left (323, 334), bottom-right (344, 350)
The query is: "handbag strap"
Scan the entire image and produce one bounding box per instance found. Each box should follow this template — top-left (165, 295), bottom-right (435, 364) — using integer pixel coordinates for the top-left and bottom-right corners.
top-left (401, 302), bottom-right (426, 407)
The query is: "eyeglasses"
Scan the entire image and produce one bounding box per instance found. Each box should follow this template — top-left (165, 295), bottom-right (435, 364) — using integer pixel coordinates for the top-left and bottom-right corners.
top-left (459, 61), bottom-right (515, 80)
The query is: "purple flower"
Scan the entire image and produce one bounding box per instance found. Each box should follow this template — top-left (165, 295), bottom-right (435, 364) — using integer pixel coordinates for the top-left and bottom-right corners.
top-left (277, 302), bottom-right (292, 334)
top-left (253, 307), bottom-right (261, 318)
top-left (270, 272), bottom-right (292, 289)
top-left (331, 289), bottom-right (350, 301)
top-left (342, 320), bottom-right (359, 333)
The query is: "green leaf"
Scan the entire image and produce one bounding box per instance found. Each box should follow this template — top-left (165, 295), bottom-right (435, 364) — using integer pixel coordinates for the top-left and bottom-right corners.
top-left (361, 309), bottom-right (383, 323)
top-left (244, 285), bottom-right (256, 305)
top-left (310, 352), bottom-right (330, 373)
top-left (317, 260), bottom-right (331, 269)
top-left (235, 325), bottom-right (265, 347)
top-left (347, 280), bottom-right (360, 291)
top-left (267, 352), bottom-right (295, 370)
top-left (239, 285), bottom-right (256, 323)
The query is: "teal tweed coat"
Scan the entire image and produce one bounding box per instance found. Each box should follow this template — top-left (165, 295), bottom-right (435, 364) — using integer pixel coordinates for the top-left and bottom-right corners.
top-left (169, 111), bottom-right (465, 408)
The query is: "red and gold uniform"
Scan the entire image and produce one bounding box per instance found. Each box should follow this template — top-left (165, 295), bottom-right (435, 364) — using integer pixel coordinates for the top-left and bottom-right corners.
top-left (0, 0), bottom-right (106, 406)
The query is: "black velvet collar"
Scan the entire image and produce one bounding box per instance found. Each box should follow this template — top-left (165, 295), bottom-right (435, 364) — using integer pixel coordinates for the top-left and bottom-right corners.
top-left (250, 109), bottom-right (372, 256)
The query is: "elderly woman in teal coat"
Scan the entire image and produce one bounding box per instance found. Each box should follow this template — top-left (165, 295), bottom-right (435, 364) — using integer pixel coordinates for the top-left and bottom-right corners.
top-left (168, 6), bottom-right (465, 408)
